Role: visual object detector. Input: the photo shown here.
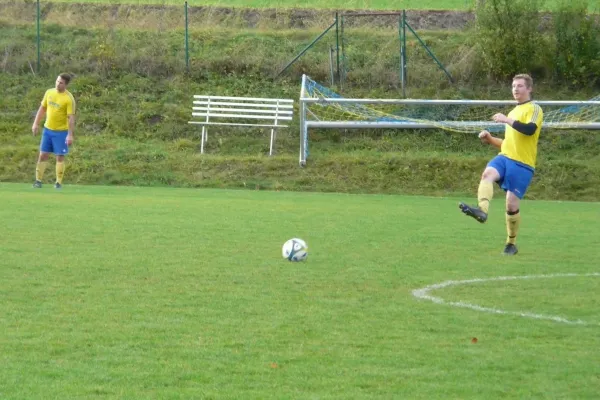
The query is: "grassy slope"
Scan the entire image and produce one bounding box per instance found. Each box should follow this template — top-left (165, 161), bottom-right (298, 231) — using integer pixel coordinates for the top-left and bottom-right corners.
top-left (2, 70), bottom-right (600, 200)
top-left (44, 0), bottom-right (477, 10)
top-left (35, 0), bottom-right (598, 12)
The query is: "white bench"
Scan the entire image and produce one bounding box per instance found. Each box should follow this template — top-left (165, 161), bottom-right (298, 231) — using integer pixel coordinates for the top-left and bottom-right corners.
top-left (188, 95), bottom-right (294, 155)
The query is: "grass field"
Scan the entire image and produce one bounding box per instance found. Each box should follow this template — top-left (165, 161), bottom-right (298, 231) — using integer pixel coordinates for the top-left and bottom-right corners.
top-left (1, 182), bottom-right (599, 399)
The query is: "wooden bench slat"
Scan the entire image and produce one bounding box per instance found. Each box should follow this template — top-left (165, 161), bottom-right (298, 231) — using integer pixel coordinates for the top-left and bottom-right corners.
top-left (193, 95), bottom-right (293, 103)
top-left (192, 101), bottom-right (294, 109)
top-left (192, 112), bottom-right (293, 121)
top-left (192, 107), bottom-right (293, 115)
top-left (189, 121), bottom-right (288, 128)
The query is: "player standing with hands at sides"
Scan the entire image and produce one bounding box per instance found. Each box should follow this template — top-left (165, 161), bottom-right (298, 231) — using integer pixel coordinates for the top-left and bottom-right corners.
top-left (459, 74), bottom-right (543, 256)
top-left (32, 73), bottom-right (76, 189)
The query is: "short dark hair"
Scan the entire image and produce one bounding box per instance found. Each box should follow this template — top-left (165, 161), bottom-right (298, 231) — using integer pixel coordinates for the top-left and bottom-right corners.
top-left (59, 73), bottom-right (72, 85)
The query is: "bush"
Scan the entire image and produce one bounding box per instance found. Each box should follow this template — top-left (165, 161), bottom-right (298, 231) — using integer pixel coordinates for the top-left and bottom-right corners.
top-left (551, 0), bottom-right (600, 87)
top-left (474, 0), bottom-right (547, 80)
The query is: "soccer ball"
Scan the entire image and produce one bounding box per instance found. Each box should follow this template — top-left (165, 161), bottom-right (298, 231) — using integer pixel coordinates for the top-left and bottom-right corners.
top-left (282, 238), bottom-right (308, 262)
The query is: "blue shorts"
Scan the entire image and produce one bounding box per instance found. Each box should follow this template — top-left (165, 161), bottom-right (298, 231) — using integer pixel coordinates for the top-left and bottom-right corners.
top-left (487, 155), bottom-right (534, 199)
top-left (40, 127), bottom-right (69, 155)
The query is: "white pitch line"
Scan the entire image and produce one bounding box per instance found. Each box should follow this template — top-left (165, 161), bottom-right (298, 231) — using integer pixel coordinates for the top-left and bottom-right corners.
top-left (412, 273), bottom-right (600, 325)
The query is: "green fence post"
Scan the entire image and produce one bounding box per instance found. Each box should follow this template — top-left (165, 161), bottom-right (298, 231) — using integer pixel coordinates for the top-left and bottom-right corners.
top-left (275, 20), bottom-right (337, 79)
top-left (402, 10), bottom-right (407, 97)
top-left (406, 22), bottom-right (453, 83)
top-left (340, 14), bottom-right (345, 89)
top-left (185, 1), bottom-right (189, 73)
top-left (36, 0), bottom-right (41, 73)
top-left (399, 11), bottom-right (405, 98)
top-left (335, 12), bottom-right (340, 85)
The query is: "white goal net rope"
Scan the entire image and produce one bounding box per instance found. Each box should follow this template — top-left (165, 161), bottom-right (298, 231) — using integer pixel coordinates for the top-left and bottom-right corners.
top-left (301, 75), bottom-right (600, 134)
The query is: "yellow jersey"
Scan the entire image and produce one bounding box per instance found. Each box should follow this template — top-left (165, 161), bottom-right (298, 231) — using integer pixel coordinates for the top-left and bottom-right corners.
top-left (42, 89), bottom-right (76, 131)
top-left (500, 101), bottom-right (543, 168)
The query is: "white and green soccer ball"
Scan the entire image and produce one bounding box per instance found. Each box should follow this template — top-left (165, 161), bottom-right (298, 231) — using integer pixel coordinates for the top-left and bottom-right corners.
top-left (282, 238), bottom-right (308, 262)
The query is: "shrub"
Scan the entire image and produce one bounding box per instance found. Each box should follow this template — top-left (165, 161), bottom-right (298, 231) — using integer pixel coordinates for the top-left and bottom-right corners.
top-left (551, 0), bottom-right (600, 87)
top-left (474, 0), bottom-right (546, 80)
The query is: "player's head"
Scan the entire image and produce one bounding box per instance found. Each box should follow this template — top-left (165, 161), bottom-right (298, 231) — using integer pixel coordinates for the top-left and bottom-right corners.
top-left (55, 73), bottom-right (72, 93)
top-left (512, 74), bottom-right (533, 103)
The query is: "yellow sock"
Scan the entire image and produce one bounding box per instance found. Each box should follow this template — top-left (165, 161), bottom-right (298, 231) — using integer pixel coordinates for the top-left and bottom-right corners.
top-left (477, 180), bottom-right (493, 214)
top-left (36, 161), bottom-right (48, 181)
top-left (506, 210), bottom-right (521, 244)
top-left (56, 162), bottom-right (65, 184)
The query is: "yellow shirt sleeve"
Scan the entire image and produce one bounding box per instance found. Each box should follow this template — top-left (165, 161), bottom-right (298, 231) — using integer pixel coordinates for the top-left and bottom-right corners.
top-left (66, 93), bottom-right (75, 116)
top-left (526, 103), bottom-right (543, 126)
top-left (41, 89), bottom-right (50, 108)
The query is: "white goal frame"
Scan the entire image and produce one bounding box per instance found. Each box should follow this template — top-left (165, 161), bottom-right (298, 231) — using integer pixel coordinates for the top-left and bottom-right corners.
top-left (299, 75), bottom-right (600, 166)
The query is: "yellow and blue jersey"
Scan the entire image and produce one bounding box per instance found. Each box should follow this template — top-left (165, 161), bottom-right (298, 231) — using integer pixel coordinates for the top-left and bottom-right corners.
top-left (500, 101), bottom-right (543, 168)
top-left (42, 88), bottom-right (76, 131)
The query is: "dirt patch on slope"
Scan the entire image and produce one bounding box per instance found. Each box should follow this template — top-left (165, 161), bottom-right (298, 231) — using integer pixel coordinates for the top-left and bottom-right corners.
top-left (0, 1), bottom-right (474, 31)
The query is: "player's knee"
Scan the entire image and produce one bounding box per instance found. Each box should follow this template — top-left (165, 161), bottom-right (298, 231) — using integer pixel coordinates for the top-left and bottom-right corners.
top-left (506, 204), bottom-right (519, 213)
top-left (481, 170), bottom-right (496, 182)
top-left (506, 196), bottom-right (520, 212)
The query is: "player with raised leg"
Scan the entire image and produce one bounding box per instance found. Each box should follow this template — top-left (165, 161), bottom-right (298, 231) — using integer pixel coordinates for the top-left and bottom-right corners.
top-left (459, 74), bottom-right (543, 256)
top-left (32, 73), bottom-right (76, 189)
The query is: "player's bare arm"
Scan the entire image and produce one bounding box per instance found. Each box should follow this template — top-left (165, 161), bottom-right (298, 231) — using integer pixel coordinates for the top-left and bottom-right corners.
top-left (67, 114), bottom-right (75, 146)
top-left (478, 130), bottom-right (503, 149)
top-left (32, 105), bottom-right (47, 135)
top-left (492, 113), bottom-right (514, 125)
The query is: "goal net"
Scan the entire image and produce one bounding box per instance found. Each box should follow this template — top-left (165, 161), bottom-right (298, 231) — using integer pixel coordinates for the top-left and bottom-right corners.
top-left (298, 75), bottom-right (600, 165)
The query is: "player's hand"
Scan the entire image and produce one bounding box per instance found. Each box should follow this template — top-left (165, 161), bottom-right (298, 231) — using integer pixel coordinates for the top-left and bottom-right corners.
top-left (478, 130), bottom-right (491, 144)
top-left (32, 124), bottom-right (39, 135)
top-left (66, 134), bottom-right (74, 146)
top-left (493, 113), bottom-right (508, 123)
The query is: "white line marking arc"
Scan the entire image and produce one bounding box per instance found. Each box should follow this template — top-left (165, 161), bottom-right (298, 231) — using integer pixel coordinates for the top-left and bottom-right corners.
top-left (412, 273), bottom-right (600, 325)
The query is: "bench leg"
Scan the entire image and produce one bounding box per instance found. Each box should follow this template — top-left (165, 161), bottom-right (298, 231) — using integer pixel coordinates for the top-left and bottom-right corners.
top-left (269, 128), bottom-right (276, 156)
top-left (201, 126), bottom-right (206, 154)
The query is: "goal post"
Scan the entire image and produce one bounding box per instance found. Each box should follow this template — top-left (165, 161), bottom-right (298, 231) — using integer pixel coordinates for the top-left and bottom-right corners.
top-left (298, 74), bottom-right (600, 166)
